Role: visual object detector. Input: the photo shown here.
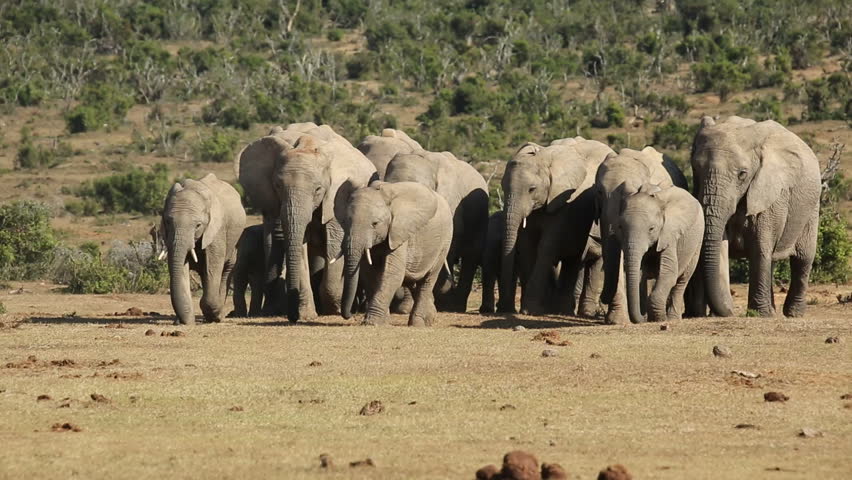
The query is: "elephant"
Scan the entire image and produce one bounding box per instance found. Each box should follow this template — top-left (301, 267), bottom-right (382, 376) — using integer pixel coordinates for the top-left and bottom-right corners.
top-left (357, 128), bottom-right (423, 180)
top-left (228, 225), bottom-right (286, 318)
top-left (691, 116), bottom-right (820, 318)
top-left (237, 123), bottom-right (378, 322)
top-left (595, 146), bottom-right (688, 324)
top-left (499, 137), bottom-right (614, 315)
top-left (340, 181), bottom-right (453, 327)
top-left (160, 173), bottom-right (246, 325)
top-left (384, 148), bottom-right (489, 312)
top-left (615, 183), bottom-right (704, 323)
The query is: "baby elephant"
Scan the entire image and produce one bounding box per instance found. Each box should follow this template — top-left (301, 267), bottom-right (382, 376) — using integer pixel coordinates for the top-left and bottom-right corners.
top-left (616, 183), bottom-right (704, 323)
top-left (341, 181), bottom-right (453, 326)
top-left (229, 225), bottom-right (287, 318)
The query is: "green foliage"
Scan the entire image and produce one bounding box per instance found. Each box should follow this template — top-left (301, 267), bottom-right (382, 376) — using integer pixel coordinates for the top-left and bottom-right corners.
top-left (75, 164), bottom-right (171, 215)
top-left (0, 201), bottom-right (58, 281)
top-left (0, 302), bottom-right (6, 314)
top-left (201, 96), bottom-right (252, 129)
top-left (16, 128), bottom-right (72, 169)
top-left (811, 208), bottom-right (852, 284)
top-left (195, 128), bottom-right (239, 163)
top-left (652, 120), bottom-right (697, 150)
top-left (56, 241), bottom-right (169, 294)
top-left (66, 83), bottom-right (134, 133)
top-left (327, 29), bottom-right (344, 42)
top-left (692, 59), bottom-right (749, 101)
top-left (738, 95), bottom-right (783, 122)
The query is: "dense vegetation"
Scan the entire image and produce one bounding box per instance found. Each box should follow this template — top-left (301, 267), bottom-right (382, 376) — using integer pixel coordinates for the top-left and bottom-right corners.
top-left (0, 0), bottom-right (850, 291)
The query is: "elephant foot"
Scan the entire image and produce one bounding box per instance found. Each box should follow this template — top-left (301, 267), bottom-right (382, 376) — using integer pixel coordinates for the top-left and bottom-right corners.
top-left (226, 310), bottom-right (246, 319)
top-left (604, 310), bottom-right (628, 325)
top-left (578, 306), bottom-right (600, 319)
top-left (748, 304), bottom-right (776, 318)
top-left (783, 303), bottom-right (806, 318)
top-left (361, 315), bottom-right (391, 326)
top-left (409, 304), bottom-right (437, 327)
top-left (479, 304), bottom-right (496, 314)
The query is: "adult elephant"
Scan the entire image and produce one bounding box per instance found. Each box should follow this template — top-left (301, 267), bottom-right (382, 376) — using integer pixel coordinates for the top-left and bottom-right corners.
top-left (691, 116), bottom-right (820, 318)
top-left (237, 123), bottom-right (378, 322)
top-left (384, 149), bottom-right (489, 312)
top-left (499, 137), bottom-right (613, 314)
top-left (161, 173), bottom-right (246, 325)
top-left (596, 146), bottom-right (688, 323)
top-left (357, 129), bottom-right (422, 180)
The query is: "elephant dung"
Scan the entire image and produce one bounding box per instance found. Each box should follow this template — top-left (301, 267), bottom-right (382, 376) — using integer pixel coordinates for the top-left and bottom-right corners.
top-left (712, 345), bottom-right (732, 358)
top-left (359, 400), bottom-right (384, 416)
top-left (764, 391), bottom-right (789, 402)
top-left (597, 464), bottom-right (632, 480)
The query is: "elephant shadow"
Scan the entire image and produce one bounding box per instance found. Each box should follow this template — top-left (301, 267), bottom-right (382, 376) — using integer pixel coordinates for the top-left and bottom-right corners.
top-left (456, 314), bottom-right (602, 330)
top-left (29, 314), bottom-right (174, 325)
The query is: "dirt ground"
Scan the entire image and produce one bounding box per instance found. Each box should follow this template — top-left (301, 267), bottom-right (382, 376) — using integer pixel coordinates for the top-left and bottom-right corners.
top-left (1, 283), bottom-right (850, 479)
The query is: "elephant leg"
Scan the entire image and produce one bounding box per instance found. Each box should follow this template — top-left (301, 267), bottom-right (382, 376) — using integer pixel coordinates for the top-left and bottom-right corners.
top-left (667, 275), bottom-right (689, 321)
top-left (365, 248), bottom-right (407, 326)
top-left (683, 273), bottom-right (707, 318)
top-left (452, 251), bottom-right (477, 313)
top-left (604, 250), bottom-right (629, 324)
top-left (230, 266), bottom-right (248, 318)
top-left (391, 287), bottom-right (414, 313)
top-left (200, 254), bottom-right (225, 323)
top-left (747, 229), bottom-right (776, 317)
top-left (248, 274), bottom-right (264, 317)
top-left (522, 253), bottom-right (557, 315)
top-left (557, 259), bottom-right (582, 315)
top-left (579, 257), bottom-right (604, 318)
top-left (784, 216), bottom-right (817, 318)
top-left (410, 273), bottom-right (439, 327)
top-left (298, 243), bottom-right (318, 321)
top-left (649, 249), bottom-right (678, 322)
top-left (479, 255), bottom-right (498, 314)
top-left (319, 257), bottom-right (343, 315)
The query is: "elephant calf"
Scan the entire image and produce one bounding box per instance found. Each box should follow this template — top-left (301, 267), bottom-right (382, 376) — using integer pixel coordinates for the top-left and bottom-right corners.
top-left (228, 225), bottom-right (286, 318)
top-left (615, 184), bottom-right (703, 323)
top-left (341, 181), bottom-right (453, 327)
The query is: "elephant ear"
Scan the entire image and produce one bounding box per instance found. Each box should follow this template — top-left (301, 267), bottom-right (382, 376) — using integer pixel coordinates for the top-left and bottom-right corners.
top-left (515, 142), bottom-right (541, 157)
top-left (385, 183), bottom-right (438, 250)
top-left (746, 132), bottom-right (804, 216)
top-left (655, 187), bottom-right (688, 252)
top-left (202, 192), bottom-right (223, 250)
top-left (547, 146), bottom-right (588, 211)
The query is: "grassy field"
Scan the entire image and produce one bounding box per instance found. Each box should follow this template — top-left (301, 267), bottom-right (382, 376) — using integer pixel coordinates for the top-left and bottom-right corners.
top-left (1, 284), bottom-right (850, 479)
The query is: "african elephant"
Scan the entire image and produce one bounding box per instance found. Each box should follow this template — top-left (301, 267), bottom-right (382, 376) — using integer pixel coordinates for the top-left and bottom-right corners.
top-left (357, 128), bottom-right (423, 180)
top-left (228, 225), bottom-right (287, 318)
top-left (384, 148), bottom-right (489, 312)
top-left (237, 123), bottom-right (378, 322)
top-left (500, 137), bottom-right (614, 314)
top-left (340, 181), bottom-right (453, 327)
top-left (161, 173), bottom-right (246, 325)
top-left (615, 184), bottom-right (704, 323)
top-left (691, 116), bottom-right (820, 318)
top-left (595, 146), bottom-right (688, 324)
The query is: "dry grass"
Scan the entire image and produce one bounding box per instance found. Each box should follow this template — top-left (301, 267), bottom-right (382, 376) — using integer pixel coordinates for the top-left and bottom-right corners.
top-left (1, 284), bottom-right (850, 479)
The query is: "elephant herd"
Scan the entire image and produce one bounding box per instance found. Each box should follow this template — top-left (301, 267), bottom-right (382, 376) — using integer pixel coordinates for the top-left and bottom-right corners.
top-left (158, 116), bottom-right (821, 326)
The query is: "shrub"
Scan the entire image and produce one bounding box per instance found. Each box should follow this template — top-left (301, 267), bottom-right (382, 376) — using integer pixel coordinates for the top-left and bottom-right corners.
top-left (811, 208), bottom-right (852, 284)
top-left (0, 302), bottom-right (5, 314)
top-left (16, 128), bottom-right (72, 169)
top-left (652, 120), bottom-right (697, 150)
top-left (201, 97), bottom-right (252, 129)
top-left (738, 95), bottom-right (783, 122)
top-left (75, 164), bottom-right (171, 215)
top-left (65, 83), bottom-right (135, 133)
top-left (56, 241), bottom-right (168, 294)
top-left (326, 29), bottom-right (343, 41)
top-left (0, 201), bottom-right (58, 280)
top-left (195, 128), bottom-right (239, 163)
top-left (692, 59), bottom-right (749, 101)
top-left (591, 103), bottom-right (626, 128)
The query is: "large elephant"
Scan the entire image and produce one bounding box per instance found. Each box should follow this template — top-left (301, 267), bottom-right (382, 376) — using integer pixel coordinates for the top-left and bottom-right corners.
top-left (616, 183), bottom-right (704, 323)
top-left (357, 128), bottom-right (423, 180)
top-left (499, 137), bottom-right (613, 314)
top-left (237, 123), bottom-right (378, 322)
top-left (691, 116), bottom-right (820, 318)
top-left (161, 173), bottom-right (246, 325)
top-left (340, 181), bottom-right (453, 326)
top-left (595, 146), bottom-right (688, 324)
top-left (384, 148), bottom-right (489, 312)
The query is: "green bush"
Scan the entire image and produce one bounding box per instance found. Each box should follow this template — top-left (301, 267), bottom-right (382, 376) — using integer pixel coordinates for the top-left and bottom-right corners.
top-left (327, 29), bottom-right (343, 42)
top-left (201, 97), bottom-right (252, 129)
top-left (57, 242), bottom-right (169, 294)
top-left (16, 128), bottom-right (72, 169)
top-left (75, 164), bottom-right (171, 215)
top-left (65, 83), bottom-right (135, 133)
top-left (0, 201), bottom-right (58, 281)
top-left (652, 119), bottom-right (697, 150)
top-left (811, 208), bottom-right (852, 284)
top-left (195, 128), bottom-right (239, 163)
top-left (738, 95), bottom-right (783, 122)
top-left (692, 59), bottom-right (749, 101)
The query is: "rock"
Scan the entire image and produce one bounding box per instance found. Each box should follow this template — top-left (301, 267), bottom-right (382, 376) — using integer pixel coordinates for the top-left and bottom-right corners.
top-left (541, 349), bottom-right (558, 358)
top-left (532, 331), bottom-right (560, 342)
top-left (513, 325), bottom-right (527, 331)
top-left (499, 404), bottom-right (517, 411)
top-left (764, 391), bottom-right (789, 402)
top-left (840, 393), bottom-right (852, 400)
top-left (90, 393), bottom-right (110, 403)
top-left (162, 330), bottom-right (185, 337)
top-left (144, 329), bottom-right (156, 336)
top-left (712, 345), bottom-right (732, 358)
top-left (589, 353), bottom-right (602, 359)
top-left (597, 464), bottom-right (632, 480)
top-left (36, 394), bottom-right (51, 401)
top-left (825, 336), bottom-right (841, 344)
top-left (476, 464), bottom-right (499, 480)
top-left (349, 458), bottom-right (375, 468)
top-left (731, 370), bottom-right (761, 379)
top-left (659, 324), bottom-right (668, 331)
top-left (734, 423), bottom-right (759, 429)
top-left (798, 427), bottom-right (824, 438)
top-left (541, 462), bottom-right (568, 480)
top-left (359, 400), bottom-right (384, 416)
top-left (308, 361), bottom-right (322, 367)
top-left (319, 453), bottom-right (333, 468)
top-left (51, 422), bottom-right (82, 432)
top-left (500, 450), bottom-right (540, 480)
top-left (229, 406), bottom-right (244, 412)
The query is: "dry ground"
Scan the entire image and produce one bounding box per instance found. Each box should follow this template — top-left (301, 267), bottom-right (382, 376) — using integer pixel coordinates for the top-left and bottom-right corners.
top-left (1, 283), bottom-right (850, 479)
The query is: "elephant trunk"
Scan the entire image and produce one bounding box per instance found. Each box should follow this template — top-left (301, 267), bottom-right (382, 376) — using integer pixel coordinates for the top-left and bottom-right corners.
top-left (701, 209), bottom-right (734, 317)
top-left (168, 236), bottom-right (194, 325)
top-left (282, 195), bottom-right (312, 322)
top-left (624, 241), bottom-right (647, 324)
top-left (499, 201), bottom-right (525, 312)
top-left (341, 235), bottom-right (364, 320)
top-left (600, 233), bottom-right (621, 305)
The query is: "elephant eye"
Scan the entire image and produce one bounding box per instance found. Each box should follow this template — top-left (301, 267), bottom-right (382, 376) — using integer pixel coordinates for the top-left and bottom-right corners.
top-left (315, 186), bottom-right (323, 193)
top-left (528, 186), bottom-right (536, 193)
top-left (737, 170), bottom-right (748, 181)
top-left (371, 220), bottom-right (379, 227)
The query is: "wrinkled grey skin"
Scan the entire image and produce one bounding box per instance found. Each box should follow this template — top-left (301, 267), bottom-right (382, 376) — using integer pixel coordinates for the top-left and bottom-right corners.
top-left (340, 181), bottom-right (453, 327)
top-left (595, 146), bottom-right (688, 324)
top-left (691, 116), bottom-right (820, 318)
top-left (228, 225), bottom-right (286, 318)
top-left (384, 149), bottom-right (489, 312)
top-left (357, 129), bottom-right (422, 180)
top-left (615, 184), bottom-right (704, 323)
top-left (572, 225), bottom-right (606, 318)
top-left (161, 174), bottom-right (246, 325)
top-left (499, 137), bottom-right (613, 314)
top-left (237, 123), bottom-right (378, 322)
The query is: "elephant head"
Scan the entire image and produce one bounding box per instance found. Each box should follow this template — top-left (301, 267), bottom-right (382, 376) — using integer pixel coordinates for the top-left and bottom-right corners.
top-left (161, 178), bottom-right (224, 325)
top-left (357, 129), bottom-right (422, 180)
top-left (616, 184), bottom-right (685, 323)
top-left (691, 116), bottom-right (812, 317)
top-left (340, 181), bottom-right (439, 319)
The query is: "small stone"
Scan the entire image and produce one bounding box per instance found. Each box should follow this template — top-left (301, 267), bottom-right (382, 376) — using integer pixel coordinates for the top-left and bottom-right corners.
top-left (359, 400), bottom-right (384, 416)
top-left (713, 345), bottom-right (732, 358)
top-left (513, 325), bottom-right (527, 331)
top-left (660, 324), bottom-right (668, 331)
top-left (542, 462), bottom-right (568, 480)
top-left (798, 427), bottom-right (824, 438)
top-left (825, 336), bottom-right (841, 344)
top-left (501, 451), bottom-right (539, 480)
top-left (734, 423), bottom-right (759, 429)
top-left (319, 453), bottom-right (333, 468)
top-left (308, 360), bottom-right (322, 367)
top-left (541, 349), bottom-right (558, 357)
top-left (589, 353), bottom-right (602, 359)
top-left (349, 458), bottom-right (374, 468)
top-left (229, 406), bottom-right (244, 412)
top-left (499, 404), bottom-right (516, 411)
top-left (51, 422), bottom-right (82, 432)
top-left (476, 464), bottom-right (499, 480)
top-left (764, 391), bottom-right (789, 402)
top-left (840, 393), bottom-right (852, 400)
top-left (144, 329), bottom-right (156, 336)
top-left (598, 464), bottom-right (632, 480)
top-left (90, 393), bottom-right (110, 403)
top-left (36, 394), bottom-right (51, 401)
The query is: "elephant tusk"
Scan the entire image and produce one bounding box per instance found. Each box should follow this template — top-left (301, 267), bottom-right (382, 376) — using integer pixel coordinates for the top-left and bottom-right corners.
top-left (444, 260), bottom-right (452, 275)
top-left (190, 248), bottom-right (198, 263)
top-left (365, 248), bottom-right (373, 266)
top-left (329, 252), bottom-right (343, 265)
top-left (157, 249), bottom-right (167, 261)
top-left (523, 217), bottom-right (527, 229)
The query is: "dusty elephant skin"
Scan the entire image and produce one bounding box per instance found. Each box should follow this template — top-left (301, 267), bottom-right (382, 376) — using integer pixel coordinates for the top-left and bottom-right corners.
top-left (615, 183), bottom-right (704, 323)
top-left (691, 116), bottom-right (821, 318)
top-left (161, 173), bottom-right (246, 325)
top-left (228, 224), bottom-right (284, 318)
top-left (236, 123), bottom-right (378, 322)
top-left (499, 137), bottom-right (613, 316)
top-left (384, 147), bottom-right (489, 312)
top-left (357, 128), bottom-right (422, 180)
top-left (340, 181), bottom-right (453, 327)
